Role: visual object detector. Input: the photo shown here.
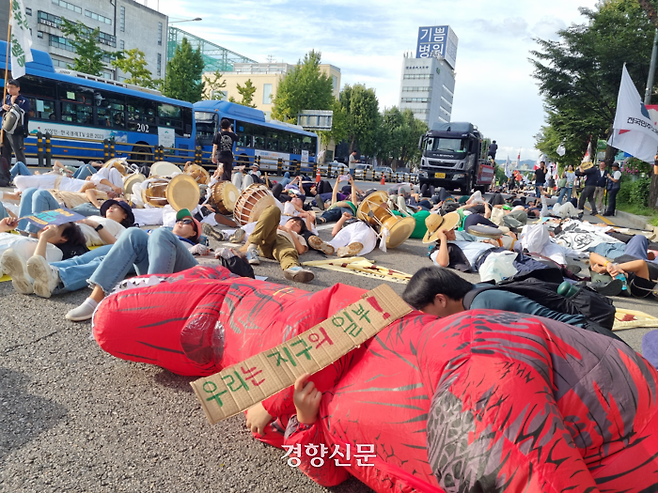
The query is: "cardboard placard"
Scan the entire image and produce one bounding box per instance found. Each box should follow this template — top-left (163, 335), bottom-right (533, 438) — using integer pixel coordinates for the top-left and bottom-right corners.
top-left (21, 208), bottom-right (86, 228)
top-left (190, 284), bottom-right (411, 425)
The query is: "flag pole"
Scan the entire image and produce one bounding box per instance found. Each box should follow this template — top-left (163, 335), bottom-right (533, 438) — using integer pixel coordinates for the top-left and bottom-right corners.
top-left (2, 5), bottom-right (12, 148)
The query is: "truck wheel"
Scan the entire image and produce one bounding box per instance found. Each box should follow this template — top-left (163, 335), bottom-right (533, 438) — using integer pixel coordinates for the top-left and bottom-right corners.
top-left (460, 174), bottom-right (473, 195)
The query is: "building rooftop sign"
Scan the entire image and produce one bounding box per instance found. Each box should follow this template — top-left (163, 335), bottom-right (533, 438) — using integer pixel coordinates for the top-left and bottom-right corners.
top-left (415, 25), bottom-right (458, 69)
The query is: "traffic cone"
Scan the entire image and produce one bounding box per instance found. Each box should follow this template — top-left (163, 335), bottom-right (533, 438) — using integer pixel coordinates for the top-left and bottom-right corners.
top-left (380, 174), bottom-right (385, 185)
top-left (315, 168), bottom-right (321, 183)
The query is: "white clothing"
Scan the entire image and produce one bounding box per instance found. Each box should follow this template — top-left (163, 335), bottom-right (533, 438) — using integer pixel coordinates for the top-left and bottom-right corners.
top-left (242, 173), bottom-right (254, 191)
top-left (89, 167), bottom-right (123, 192)
top-left (0, 233), bottom-right (63, 263)
top-left (78, 216), bottom-right (126, 247)
top-left (328, 221), bottom-right (377, 255)
top-left (14, 174), bottom-right (87, 192)
top-left (232, 172), bottom-right (243, 191)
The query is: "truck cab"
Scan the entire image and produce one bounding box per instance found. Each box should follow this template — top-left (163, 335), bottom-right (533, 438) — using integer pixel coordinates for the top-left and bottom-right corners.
top-left (418, 122), bottom-right (493, 194)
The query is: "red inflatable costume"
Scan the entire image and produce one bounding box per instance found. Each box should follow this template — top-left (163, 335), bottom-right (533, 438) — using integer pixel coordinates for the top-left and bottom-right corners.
top-left (93, 266), bottom-right (658, 493)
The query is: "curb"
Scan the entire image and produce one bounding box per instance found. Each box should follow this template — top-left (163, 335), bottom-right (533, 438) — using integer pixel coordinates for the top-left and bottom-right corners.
top-left (614, 210), bottom-right (655, 231)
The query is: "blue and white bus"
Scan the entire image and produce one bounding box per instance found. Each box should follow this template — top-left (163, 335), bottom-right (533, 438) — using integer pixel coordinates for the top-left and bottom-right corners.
top-left (0, 41), bottom-right (195, 164)
top-left (194, 100), bottom-right (318, 174)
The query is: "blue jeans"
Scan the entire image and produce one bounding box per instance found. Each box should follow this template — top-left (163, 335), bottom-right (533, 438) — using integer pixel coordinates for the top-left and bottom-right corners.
top-left (88, 228), bottom-right (198, 294)
top-left (320, 207), bottom-right (353, 223)
top-left (73, 163), bottom-right (97, 180)
top-left (10, 161), bottom-right (31, 180)
top-left (17, 188), bottom-right (59, 234)
top-left (52, 244), bottom-right (113, 292)
top-left (72, 203), bottom-right (100, 217)
top-left (0, 201), bottom-right (8, 220)
top-left (556, 186), bottom-right (572, 204)
top-left (591, 234), bottom-right (655, 262)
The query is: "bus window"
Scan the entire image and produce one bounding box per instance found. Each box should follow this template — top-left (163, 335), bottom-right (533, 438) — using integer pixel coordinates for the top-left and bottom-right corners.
top-left (61, 101), bottom-right (92, 124)
top-left (302, 136), bottom-right (314, 153)
top-left (126, 96), bottom-right (156, 133)
top-left (26, 98), bottom-right (56, 120)
top-left (158, 103), bottom-right (183, 130)
top-left (96, 92), bottom-right (126, 129)
top-left (21, 75), bottom-right (57, 120)
top-left (252, 124), bottom-right (266, 150)
top-left (291, 136), bottom-right (301, 155)
top-left (182, 107), bottom-right (193, 137)
top-left (237, 134), bottom-right (252, 148)
top-left (266, 131), bottom-right (279, 151)
top-left (279, 132), bottom-right (292, 153)
top-left (58, 82), bottom-right (94, 105)
top-left (253, 135), bottom-right (265, 150)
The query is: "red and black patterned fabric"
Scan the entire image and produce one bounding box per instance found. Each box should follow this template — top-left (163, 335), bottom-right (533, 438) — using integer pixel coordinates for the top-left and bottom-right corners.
top-left (93, 266), bottom-right (658, 492)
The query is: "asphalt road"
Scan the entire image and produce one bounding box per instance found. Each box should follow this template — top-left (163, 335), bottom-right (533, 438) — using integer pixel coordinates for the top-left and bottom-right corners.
top-left (1, 180), bottom-right (657, 493)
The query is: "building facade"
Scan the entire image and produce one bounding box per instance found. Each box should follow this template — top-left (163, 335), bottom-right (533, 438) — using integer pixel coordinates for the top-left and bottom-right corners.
top-left (1, 0), bottom-right (167, 82)
top-left (205, 62), bottom-right (341, 121)
top-left (399, 25), bottom-right (458, 125)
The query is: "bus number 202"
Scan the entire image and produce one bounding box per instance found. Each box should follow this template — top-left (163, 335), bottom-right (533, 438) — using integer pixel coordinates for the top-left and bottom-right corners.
top-left (137, 123), bottom-right (150, 133)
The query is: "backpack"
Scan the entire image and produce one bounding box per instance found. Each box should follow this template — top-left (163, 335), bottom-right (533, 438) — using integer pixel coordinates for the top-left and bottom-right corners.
top-left (463, 277), bottom-right (616, 330)
top-left (2, 105), bottom-right (24, 134)
top-left (219, 256), bottom-right (255, 279)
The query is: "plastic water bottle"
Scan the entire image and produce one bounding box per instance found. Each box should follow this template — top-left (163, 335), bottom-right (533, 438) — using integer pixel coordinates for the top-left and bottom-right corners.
top-left (557, 281), bottom-right (580, 298)
top-left (614, 273), bottom-right (628, 292)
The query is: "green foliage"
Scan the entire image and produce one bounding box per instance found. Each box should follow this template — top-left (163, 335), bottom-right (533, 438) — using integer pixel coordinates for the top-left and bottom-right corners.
top-left (338, 83), bottom-right (380, 156)
top-left (630, 177), bottom-right (651, 207)
top-left (530, 0), bottom-right (655, 163)
top-left (271, 50), bottom-right (334, 123)
top-left (622, 157), bottom-right (652, 176)
top-left (494, 164), bottom-right (508, 185)
top-left (203, 69), bottom-right (227, 100)
top-left (60, 18), bottom-right (106, 76)
top-left (163, 37), bottom-right (204, 103)
top-left (236, 79), bottom-right (257, 108)
top-left (376, 107), bottom-right (427, 167)
top-left (111, 48), bottom-right (155, 89)
top-left (319, 99), bottom-right (347, 146)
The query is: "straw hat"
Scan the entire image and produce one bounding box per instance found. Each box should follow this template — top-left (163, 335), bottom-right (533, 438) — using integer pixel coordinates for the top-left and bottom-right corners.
top-left (422, 212), bottom-right (460, 244)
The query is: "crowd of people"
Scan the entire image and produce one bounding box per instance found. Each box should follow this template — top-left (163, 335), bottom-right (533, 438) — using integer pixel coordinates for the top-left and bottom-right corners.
top-left (1, 132), bottom-right (658, 490)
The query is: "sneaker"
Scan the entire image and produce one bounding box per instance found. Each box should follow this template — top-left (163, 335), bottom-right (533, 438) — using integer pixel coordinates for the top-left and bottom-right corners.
top-left (336, 242), bottom-right (363, 258)
top-left (316, 216), bottom-right (327, 225)
top-left (27, 256), bottom-right (60, 299)
top-left (1, 249), bottom-right (33, 294)
top-left (245, 247), bottom-right (260, 265)
top-left (587, 279), bottom-right (623, 297)
top-left (202, 223), bottom-right (227, 242)
top-left (229, 228), bottom-right (246, 243)
top-left (65, 299), bottom-right (98, 321)
top-left (307, 235), bottom-right (335, 255)
top-left (284, 266), bottom-right (314, 283)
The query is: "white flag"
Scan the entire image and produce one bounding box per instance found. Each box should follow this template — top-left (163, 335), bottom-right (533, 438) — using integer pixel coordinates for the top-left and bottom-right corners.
top-left (556, 140), bottom-right (566, 157)
top-left (9, 0), bottom-right (33, 79)
top-left (608, 65), bottom-right (658, 164)
top-left (504, 155), bottom-right (512, 177)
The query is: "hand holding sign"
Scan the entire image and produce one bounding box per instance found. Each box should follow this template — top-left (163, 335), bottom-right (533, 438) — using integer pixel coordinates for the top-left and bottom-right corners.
top-left (20, 208), bottom-right (87, 229)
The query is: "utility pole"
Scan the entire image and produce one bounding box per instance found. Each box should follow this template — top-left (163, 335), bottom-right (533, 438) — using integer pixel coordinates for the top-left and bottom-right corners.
top-left (645, 29), bottom-right (658, 105)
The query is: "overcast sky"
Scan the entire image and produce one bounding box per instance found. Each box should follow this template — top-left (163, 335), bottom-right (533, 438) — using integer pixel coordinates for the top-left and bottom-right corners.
top-left (152, 0), bottom-right (600, 160)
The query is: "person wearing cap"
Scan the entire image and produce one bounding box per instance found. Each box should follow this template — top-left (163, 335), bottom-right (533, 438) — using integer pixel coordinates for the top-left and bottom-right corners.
top-left (212, 118), bottom-right (238, 181)
top-left (603, 162), bottom-right (621, 216)
top-left (575, 161), bottom-right (599, 216)
top-left (1, 78), bottom-right (30, 166)
top-left (65, 208), bottom-right (204, 321)
top-left (1, 199), bottom-right (136, 298)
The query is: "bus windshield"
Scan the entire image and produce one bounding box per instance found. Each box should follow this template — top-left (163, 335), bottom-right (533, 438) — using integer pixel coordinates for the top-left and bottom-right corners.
top-left (424, 137), bottom-right (468, 154)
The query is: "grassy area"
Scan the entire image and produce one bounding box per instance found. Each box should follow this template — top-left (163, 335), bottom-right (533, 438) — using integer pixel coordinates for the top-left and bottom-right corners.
top-left (616, 201), bottom-right (658, 226)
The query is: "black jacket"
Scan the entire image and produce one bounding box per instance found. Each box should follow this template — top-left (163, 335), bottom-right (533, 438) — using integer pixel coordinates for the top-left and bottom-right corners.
top-left (576, 166), bottom-right (597, 187)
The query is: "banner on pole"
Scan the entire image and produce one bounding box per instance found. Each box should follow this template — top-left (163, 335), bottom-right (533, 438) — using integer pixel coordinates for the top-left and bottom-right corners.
top-left (9, 0), bottom-right (33, 79)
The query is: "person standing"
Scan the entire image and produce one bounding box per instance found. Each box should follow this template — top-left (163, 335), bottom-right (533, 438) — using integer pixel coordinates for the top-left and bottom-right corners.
top-left (576, 162), bottom-right (598, 216)
top-left (603, 162), bottom-right (621, 216)
top-left (211, 118), bottom-right (238, 181)
top-left (556, 165), bottom-right (575, 204)
top-left (487, 140), bottom-right (498, 161)
top-left (1, 79), bottom-right (30, 167)
top-left (593, 161), bottom-right (608, 214)
top-left (534, 161), bottom-right (546, 198)
top-left (348, 150), bottom-right (358, 176)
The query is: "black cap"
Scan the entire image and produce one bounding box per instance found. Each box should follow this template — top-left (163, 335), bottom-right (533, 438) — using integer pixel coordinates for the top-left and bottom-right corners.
top-left (7, 79), bottom-right (20, 87)
top-left (100, 200), bottom-right (135, 228)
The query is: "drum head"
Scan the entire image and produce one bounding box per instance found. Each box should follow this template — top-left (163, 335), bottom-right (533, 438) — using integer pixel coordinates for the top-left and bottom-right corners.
top-left (212, 182), bottom-right (239, 213)
top-left (103, 157), bottom-right (127, 176)
top-left (357, 190), bottom-right (389, 224)
top-left (186, 164), bottom-right (210, 185)
top-left (167, 174), bottom-right (200, 211)
top-left (233, 184), bottom-right (275, 226)
top-left (142, 178), bottom-right (169, 207)
top-left (383, 216), bottom-right (415, 249)
top-left (151, 161), bottom-right (181, 177)
top-left (467, 224), bottom-right (503, 239)
top-left (123, 173), bottom-right (145, 195)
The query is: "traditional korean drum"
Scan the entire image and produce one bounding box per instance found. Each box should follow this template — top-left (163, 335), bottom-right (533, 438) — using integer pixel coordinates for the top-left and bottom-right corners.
top-left (233, 184), bottom-right (276, 226)
top-left (123, 173), bottom-right (145, 195)
top-left (141, 174), bottom-right (200, 211)
top-left (357, 190), bottom-right (415, 249)
top-left (186, 164), bottom-right (211, 185)
top-left (209, 181), bottom-right (239, 215)
top-left (150, 161), bottom-right (181, 177)
top-left (102, 157), bottom-right (128, 176)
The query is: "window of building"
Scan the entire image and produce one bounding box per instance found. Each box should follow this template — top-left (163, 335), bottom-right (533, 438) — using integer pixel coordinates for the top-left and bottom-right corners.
top-left (262, 83), bottom-right (272, 104)
top-left (37, 31), bottom-right (44, 39)
top-left (97, 31), bottom-right (116, 48)
top-left (85, 10), bottom-right (112, 25)
top-left (401, 97), bottom-right (430, 103)
top-left (25, 7), bottom-right (32, 15)
top-left (158, 22), bottom-right (162, 46)
top-left (51, 58), bottom-right (68, 68)
top-left (403, 74), bottom-right (433, 80)
top-left (51, 0), bottom-right (82, 14)
top-left (50, 34), bottom-right (76, 53)
top-left (402, 86), bottom-right (432, 92)
top-left (119, 40), bottom-right (124, 50)
top-left (157, 53), bottom-right (162, 77)
top-left (120, 6), bottom-right (125, 32)
top-left (38, 11), bottom-right (62, 28)
top-left (332, 75), bottom-right (338, 91)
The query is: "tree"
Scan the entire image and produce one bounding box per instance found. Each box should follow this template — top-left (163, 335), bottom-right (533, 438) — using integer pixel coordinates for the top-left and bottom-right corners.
top-left (111, 48), bottom-right (155, 89)
top-left (271, 50), bottom-right (334, 123)
top-left (375, 107), bottom-right (427, 168)
top-left (338, 84), bottom-right (380, 156)
top-left (203, 69), bottom-right (227, 100)
top-left (318, 99), bottom-right (347, 147)
top-left (60, 19), bottom-right (106, 76)
top-left (530, 0), bottom-right (654, 166)
top-left (163, 37), bottom-right (204, 103)
top-left (236, 79), bottom-right (257, 108)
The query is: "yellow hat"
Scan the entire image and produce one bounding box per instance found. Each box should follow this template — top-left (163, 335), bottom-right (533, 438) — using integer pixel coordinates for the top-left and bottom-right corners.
top-left (422, 212), bottom-right (460, 244)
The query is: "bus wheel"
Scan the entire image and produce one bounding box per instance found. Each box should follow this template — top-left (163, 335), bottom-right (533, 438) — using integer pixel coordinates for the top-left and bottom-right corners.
top-left (130, 144), bottom-right (153, 164)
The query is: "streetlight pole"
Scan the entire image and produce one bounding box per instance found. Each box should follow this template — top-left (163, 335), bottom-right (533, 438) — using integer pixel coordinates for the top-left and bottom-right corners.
top-left (645, 28), bottom-right (658, 105)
